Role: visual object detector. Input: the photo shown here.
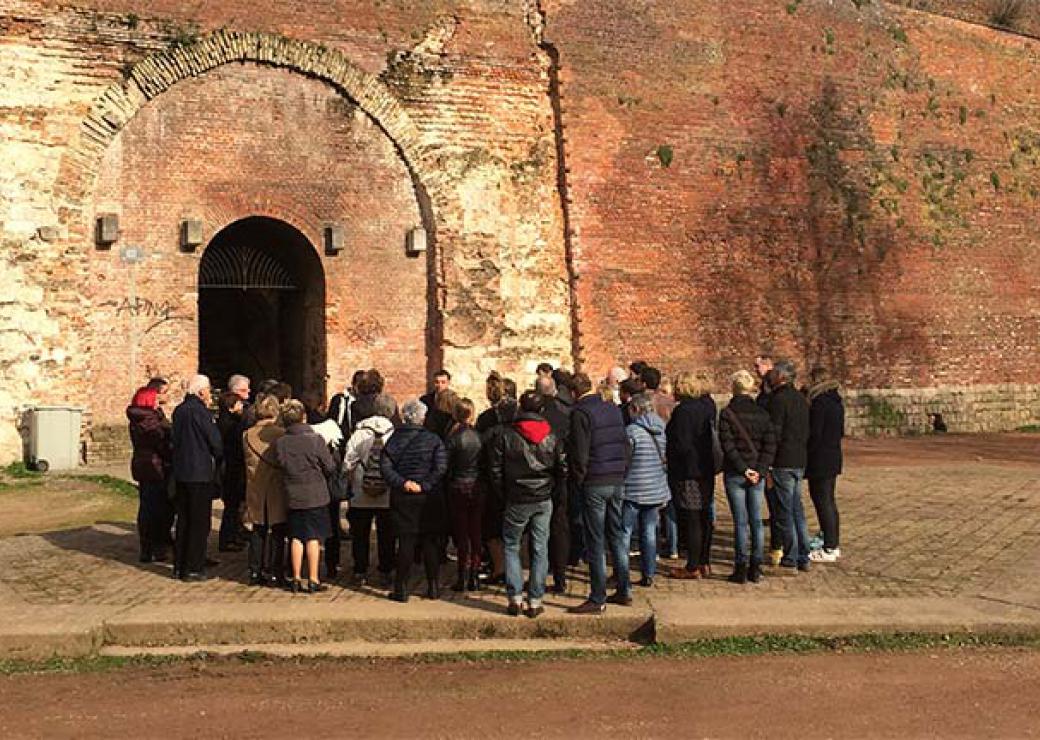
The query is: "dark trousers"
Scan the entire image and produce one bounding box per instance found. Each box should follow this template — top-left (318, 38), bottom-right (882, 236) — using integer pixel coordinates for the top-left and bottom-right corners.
top-left (174, 482), bottom-right (214, 575)
top-left (765, 483), bottom-right (782, 552)
top-left (450, 482), bottom-right (484, 571)
top-left (348, 507), bottom-right (395, 575)
top-left (137, 480), bottom-right (174, 558)
top-left (680, 506), bottom-right (712, 569)
top-left (567, 481), bottom-right (586, 565)
top-left (247, 522), bottom-right (287, 578)
top-left (325, 500), bottom-right (343, 573)
top-left (395, 532), bottom-right (440, 591)
top-left (548, 482), bottom-right (570, 581)
top-left (808, 476), bottom-right (840, 550)
top-left (218, 470), bottom-right (245, 548)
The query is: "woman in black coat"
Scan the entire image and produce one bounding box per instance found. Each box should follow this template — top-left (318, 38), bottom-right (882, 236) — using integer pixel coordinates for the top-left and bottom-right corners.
top-left (806, 368), bottom-right (845, 563)
top-left (445, 398), bottom-right (484, 592)
top-left (665, 371), bottom-right (718, 579)
top-left (127, 386), bottom-right (174, 563)
top-left (380, 398), bottom-right (449, 602)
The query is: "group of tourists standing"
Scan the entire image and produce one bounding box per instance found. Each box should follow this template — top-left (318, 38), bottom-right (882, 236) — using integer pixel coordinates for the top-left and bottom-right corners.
top-left (126, 353), bottom-right (844, 616)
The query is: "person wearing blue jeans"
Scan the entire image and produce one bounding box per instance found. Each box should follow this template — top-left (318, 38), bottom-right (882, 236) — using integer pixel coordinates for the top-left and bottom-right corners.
top-left (772, 467), bottom-right (811, 569)
top-left (621, 394), bottom-right (671, 586)
top-left (623, 502), bottom-right (660, 583)
top-left (582, 483), bottom-right (630, 604)
top-left (718, 370), bottom-right (778, 584)
top-left (661, 500), bottom-right (679, 559)
top-left (503, 499), bottom-right (552, 610)
top-left (566, 373), bottom-right (632, 614)
top-left (489, 390), bottom-right (568, 618)
top-left (724, 474), bottom-right (765, 569)
top-left (765, 360), bottom-right (811, 573)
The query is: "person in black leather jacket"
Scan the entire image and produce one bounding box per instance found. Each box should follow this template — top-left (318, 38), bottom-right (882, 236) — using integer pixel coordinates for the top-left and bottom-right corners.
top-left (445, 398), bottom-right (484, 592)
top-left (490, 391), bottom-right (567, 618)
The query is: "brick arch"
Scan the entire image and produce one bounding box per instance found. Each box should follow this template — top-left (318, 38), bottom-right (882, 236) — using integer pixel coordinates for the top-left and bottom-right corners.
top-left (57, 29), bottom-right (446, 231)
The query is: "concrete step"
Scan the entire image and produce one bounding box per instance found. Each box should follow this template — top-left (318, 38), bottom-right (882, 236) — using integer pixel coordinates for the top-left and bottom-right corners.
top-left (100, 637), bottom-right (639, 659)
top-left (100, 601), bottom-right (654, 648)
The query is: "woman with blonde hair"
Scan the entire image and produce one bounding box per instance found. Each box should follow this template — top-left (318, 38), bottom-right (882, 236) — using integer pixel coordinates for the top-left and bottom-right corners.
top-left (243, 394), bottom-right (287, 586)
top-left (665, 371), bottom-right (718, 579)
top-left (718, 369), bottom-right (777, 584)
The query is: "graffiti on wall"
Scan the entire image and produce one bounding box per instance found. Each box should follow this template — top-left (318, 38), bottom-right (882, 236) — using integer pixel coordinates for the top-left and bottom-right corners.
top-left (99, 297), bottom-right (194, 334)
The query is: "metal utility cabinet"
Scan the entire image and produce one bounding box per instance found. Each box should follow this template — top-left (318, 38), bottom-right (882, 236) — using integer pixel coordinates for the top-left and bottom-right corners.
top-left (27, 406), bottom-right (83, 472)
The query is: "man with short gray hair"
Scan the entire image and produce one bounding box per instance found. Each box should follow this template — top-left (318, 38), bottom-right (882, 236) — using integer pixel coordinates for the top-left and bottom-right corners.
top-left (172, 374), bottom-right (223, 581)
top-left (766, 360), bottom-right (812, 572)
top-left (227, 374), bottom-right (251, 402)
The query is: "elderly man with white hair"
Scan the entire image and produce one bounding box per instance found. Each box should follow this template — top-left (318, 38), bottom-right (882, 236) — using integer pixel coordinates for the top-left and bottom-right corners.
top-left (379, 398), bottom-right (448, 603)
top-left (171, 373), bottom-right (223, 582)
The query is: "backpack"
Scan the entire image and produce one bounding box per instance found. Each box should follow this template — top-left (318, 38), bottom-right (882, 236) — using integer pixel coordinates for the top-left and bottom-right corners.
top-left (359, 429), bottom-right (391, 498)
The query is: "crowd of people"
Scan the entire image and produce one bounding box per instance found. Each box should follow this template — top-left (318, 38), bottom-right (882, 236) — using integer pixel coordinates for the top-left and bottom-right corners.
top-left (126, 354), bottom-right (845, 616)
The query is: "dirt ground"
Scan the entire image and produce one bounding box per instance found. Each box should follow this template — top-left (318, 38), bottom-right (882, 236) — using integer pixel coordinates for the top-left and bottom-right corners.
top-left (1, 648), bottom-right (1039, 738)
top-left (846, 431), bottom-right (1040, 467)
top-left (0, 480), bottom-right (135, 537)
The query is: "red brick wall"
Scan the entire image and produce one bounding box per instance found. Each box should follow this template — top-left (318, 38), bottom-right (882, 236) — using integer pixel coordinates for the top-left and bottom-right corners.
top-left (546, 0), bottom-right (1040, 388)
top-left (91, 63), bottom-right (427, 423)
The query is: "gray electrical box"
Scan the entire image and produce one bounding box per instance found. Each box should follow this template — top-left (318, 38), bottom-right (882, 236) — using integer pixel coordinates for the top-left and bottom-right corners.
top-left (27, 406), bottom-right (83, 472)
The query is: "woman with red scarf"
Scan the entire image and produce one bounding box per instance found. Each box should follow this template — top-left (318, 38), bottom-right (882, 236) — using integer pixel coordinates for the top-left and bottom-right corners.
top-left (127, 386), bottom-right (175, 562)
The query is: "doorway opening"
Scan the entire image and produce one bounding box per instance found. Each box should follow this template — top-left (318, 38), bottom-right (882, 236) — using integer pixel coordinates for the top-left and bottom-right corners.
top-left (198, 217), bottom-right (326, 396)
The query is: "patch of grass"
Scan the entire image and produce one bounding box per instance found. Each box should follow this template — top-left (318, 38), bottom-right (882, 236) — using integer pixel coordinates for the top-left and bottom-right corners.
top-left (68, 474), bottom-right (137, 498)
top-left (655, 144), bottom-right (674, 168)
top-left (862, 395), bottom-right (906, 433)
top-left (4, 632), bottom-right (1039, 675)
top-left (1017, 424), bottom-right (1040, 433)
top-left (3, 462), bottom-right (43, 479)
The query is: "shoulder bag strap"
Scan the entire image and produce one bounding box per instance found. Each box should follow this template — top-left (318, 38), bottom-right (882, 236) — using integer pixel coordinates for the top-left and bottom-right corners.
top-left (723, 407), bottom-right (758, 460)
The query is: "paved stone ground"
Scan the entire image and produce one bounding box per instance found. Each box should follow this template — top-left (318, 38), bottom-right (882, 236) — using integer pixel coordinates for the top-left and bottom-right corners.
top-left (1, 434), bottom-right (1038, 653)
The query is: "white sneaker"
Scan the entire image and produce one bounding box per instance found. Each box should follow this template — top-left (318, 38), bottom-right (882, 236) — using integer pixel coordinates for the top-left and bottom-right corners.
top-left (809, 548), bottom-right (839, 563)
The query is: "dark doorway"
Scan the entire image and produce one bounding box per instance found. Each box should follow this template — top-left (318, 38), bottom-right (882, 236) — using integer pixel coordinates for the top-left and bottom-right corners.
top-left (198, 217), bottom-right (325, 396)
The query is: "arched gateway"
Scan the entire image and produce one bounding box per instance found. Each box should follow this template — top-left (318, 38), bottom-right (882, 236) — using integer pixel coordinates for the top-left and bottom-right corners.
top-left (198, 218), bottom-right (326, 396)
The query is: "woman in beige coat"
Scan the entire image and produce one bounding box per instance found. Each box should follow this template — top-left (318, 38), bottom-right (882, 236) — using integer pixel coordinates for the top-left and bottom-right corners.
top-left (243, 395), bottom-right (288, 586)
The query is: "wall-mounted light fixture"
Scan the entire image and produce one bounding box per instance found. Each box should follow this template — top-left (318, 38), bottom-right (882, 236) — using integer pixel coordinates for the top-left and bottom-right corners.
top-left (95, 214), bottom-right (119, 249)
top-left (324, 224), bottom-right (345, 256)
top-left (406, 226), bottom-right (427, 256)
top-left (179, 219), bottom-right (204, 252)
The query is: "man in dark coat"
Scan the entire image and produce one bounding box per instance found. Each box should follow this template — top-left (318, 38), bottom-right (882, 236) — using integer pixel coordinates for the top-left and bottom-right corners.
top-left (536, 375), bottom-right (572, 593)
top-left (327, 369), bottom-right (365, 438)
top-left (380, 398), bottom-right (449, 603)
top-left (806, 367), bottom-right (845, 563)
top-left (766, 360), bottom-right (812, 572)
top-left (171, 374), bottom-right (223, 581)
top-left (490, 390), bottom-right (567, 617)
top-left (567, 372), bottom-right (632, 614)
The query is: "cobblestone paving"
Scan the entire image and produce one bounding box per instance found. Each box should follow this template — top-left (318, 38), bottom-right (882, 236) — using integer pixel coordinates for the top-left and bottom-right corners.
top-left (1, 435), bottom-right (1037, 610)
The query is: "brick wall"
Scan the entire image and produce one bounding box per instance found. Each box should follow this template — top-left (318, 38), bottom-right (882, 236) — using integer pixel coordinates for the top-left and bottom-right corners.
top-left (1, 0), bottom-right (1040, 464)
top-left (90, 63), bottom-right (428, 423)
top-left (544, 0), bottom-right (1040, 392)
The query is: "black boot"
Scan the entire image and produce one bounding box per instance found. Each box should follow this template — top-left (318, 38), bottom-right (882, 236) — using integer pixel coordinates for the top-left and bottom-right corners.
top-left (467, 571), bottom-right (480, 591)
top-left (747, 560), bottom-right (762, 583)
top-left (452, 566), bottom-right (468, 592)
top-left (389, 581), bottom-right (409, 603)
top-left (426, 580), bottom-right (441, 600)
top-left (727, 563), bottom-right (748, 584)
